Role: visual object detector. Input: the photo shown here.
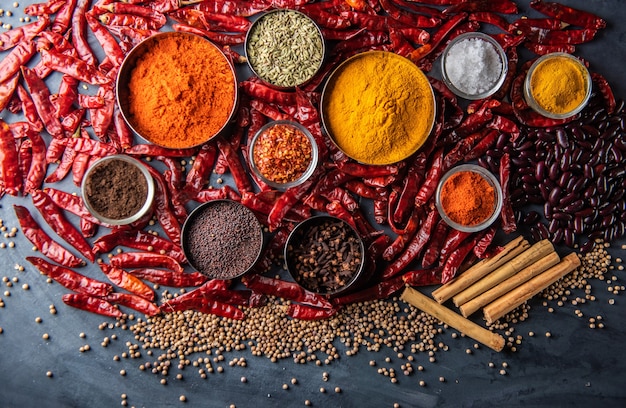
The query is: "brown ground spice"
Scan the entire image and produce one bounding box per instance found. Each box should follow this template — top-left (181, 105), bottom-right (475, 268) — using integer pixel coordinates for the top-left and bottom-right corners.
top-left (84, 158), bottom-right (148, 220)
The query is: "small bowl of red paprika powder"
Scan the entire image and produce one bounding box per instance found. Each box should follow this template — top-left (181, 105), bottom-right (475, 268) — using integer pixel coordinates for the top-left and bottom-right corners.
top-left (82, 155), bottom-right (155, 226)
top-left (435, 164), bottom-right (503, 233)
top-left (248, 120), bottom-right (318, 190)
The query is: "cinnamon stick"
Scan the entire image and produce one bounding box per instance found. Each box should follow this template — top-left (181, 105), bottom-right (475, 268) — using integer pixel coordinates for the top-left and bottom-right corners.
top-left (452, 239), bottom-right (554, 308)
top-left (431, 236), bottom-right (529, 304)
top-left (458, 251), bottom-right (560, 317)
top-left (483, 252), bottom-right (581, 325)
top-left (401, 286), bottom-right (505, 352)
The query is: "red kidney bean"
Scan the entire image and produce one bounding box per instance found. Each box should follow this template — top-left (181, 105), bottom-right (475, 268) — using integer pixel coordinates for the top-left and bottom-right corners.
top-left (563, 199), bottom-right (584, 213)
top-left (552, 212), bottom-right (572, 222)
top-left (535, 161), bottom-right (546, 182)
top-left (574, 216), bottom-right (585, 233)
top-left (552, 228), bottom-right (564, 245)
top-left (523, 211), bottom-right (540, 225)
top-left (555, 128), bottom-right (569, 148)
top-left (547, 187), bottom-right (561, 206)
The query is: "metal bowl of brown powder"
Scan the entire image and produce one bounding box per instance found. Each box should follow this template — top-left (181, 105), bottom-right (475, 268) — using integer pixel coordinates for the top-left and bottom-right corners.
top-left (81, 155), bottom-right (155, 226)
top-left (181, 200), bottom-right (264, 279)
top-left (116, 31), bottom-right (239, 149)
top-left (284, 215), bottom-right (366, 297)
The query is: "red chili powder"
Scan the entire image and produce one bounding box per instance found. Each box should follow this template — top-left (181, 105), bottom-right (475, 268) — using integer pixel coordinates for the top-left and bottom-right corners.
top-left (440, 171), bottom-right (496, 226)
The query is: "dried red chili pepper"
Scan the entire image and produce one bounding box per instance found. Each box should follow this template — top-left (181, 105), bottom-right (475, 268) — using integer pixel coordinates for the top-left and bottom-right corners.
top-left (326, 200), bottom-right (357, 229)
top-left (443, 0), bottom-right (517, 15)
top-left (499, 153), bottom-right (517, 234)
top-left (21, 67), bottom-right (63, 138)
top-left (343, 180), bottom-right (378, 200)
top-left (408, 12), bottom-right (467, 63)
top-left (51, 0), bottom-right (77, 34)
top-left (0, 74), bottom-right (19, 112)
top-left (242, 274), bottom-right (333, 310)
top-left (143, 164), bottom-right (182, 245)
top-left (321, 187), bottom-right (358, 212)
top-left (268, 168), bottom-right (321, 231)
top-left (109, 252), bottom-right (185, 274)
top-left (25, 0), bottom-right (66, 16)
top-left (0, 120), bottom-right (22, 196)
top-left (159, 279), bottom-right (231, 312)
top-left (468, 12), bottom-right (510, 32)
top-left (126, 144), bottom-right (197, 158)
top-left (85, 12), bottom-right (125, 68)
top-left (94, 229), bottom-right (187, 263)
top-left (196, 299), bottom-right (245, 320)
top-left (41, 48), bottom-right (111, 85)
top-left (441, 232), bottom-right (484, 284)
top-left (0, 14), bottom-right (50, 51)
top-left (421, 219), bottom-right (450, 268)
top-left (473, 227), bottom-right (497, 258)
top-left (99, 263), bottom-right (155, 301)
top-left (438, 229), bottom-right (472, 265)
top-left (0, 40), bottom-right (37, 84)
top-left (195, 0), bottom-right (271, 17)
top-left (591, 72), bottom-right (616, 115)
top-left (463, 129), bottom-right (499, 162)
top-left (509, 17), bottom-right (568, 32)
top-left (31, 190), bottom-right (95, 262)
top-left (71, 0), bottom-right (97, 66)
top-left (525, 28), bottom-right (598, 45)
top-left (15, 205), bottom-right (85, 268)
top-left (216, 136), bottom-right (252, 193)
top-left (171, 23), bottom-right (246, 45)
top-left (18, 139), bottom-right (32, 190)
top-left (530, 0), bottom-right (606, 30)
top-left (45, 143), bottom-right (77, 184)
top-left (524, 42), bottom-right (575, 55)
top-left (287, 304), bottom-right (338, 320)
top-left (51, 75), bottom-right (80, 119)
top-left (415, 147), bottom-right (444, 207)
top-left (332, 30), bottom-right (389, 54)
top-left (128, 268), bottom-right (207, 288)
top-left (104, 292), bottom-right (161, 316)
top-left (43, 187), bottom-right (105, 226)
top-left (62, 293), bottom-right (122, 318)
top-left (402, 268), bottom-right (441, 287)
top-left (389, 27), bottom-right (414, 57)
top-left (380, 0), bottom-right (440, 28)
top-left (332, 275), bottom-right (404, 306)
top-left (383, 209), bottom-right (439, 279)
top-left (383, 209), bottom-right (422, 262)
top-left (27, 256), bottom-right (112, 296)
top-left (100, 12), bottom-right (165, 31)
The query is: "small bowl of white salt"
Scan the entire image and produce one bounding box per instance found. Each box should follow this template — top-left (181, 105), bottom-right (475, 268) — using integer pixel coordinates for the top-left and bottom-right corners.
top-left (441, 32), bottom-right (507, 100)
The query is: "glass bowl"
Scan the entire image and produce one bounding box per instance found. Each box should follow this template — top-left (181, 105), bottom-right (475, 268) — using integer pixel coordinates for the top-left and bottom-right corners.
top-left (181, 200), bottom-right (264, 279)
top-left (248, 120), bottom-right (319, 190)
top-left (245, 9), bottom-right (325, 89)
top-left (81, 155), bottom-right (155, 226)
top-left (284, 215), bottom-right (366, 297)
top-left (523, 52), bottom-right (592, 119)
top-left (441, 32), bottom-right (508, 100)
top-left (435, 164), bottom-right (503, 233)
top-left (116, 31), bottom-right (238, 149)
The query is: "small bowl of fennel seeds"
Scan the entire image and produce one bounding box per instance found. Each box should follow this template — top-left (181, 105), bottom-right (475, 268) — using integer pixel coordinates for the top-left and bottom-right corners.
top-left (245, 9), bottom-right (325, 89)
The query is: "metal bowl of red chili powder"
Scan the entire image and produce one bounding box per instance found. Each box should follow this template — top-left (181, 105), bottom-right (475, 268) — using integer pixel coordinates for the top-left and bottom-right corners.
top-left (248, 120), bottom-right (319, 190)
top-left (181, 200), bottom-right (264, 280)
top-left (116, 31), bottom-right (238, 149)
top-left (435, 164), bottom-right (503, 233)
top-left (81, 155), bottom-right (155, 226)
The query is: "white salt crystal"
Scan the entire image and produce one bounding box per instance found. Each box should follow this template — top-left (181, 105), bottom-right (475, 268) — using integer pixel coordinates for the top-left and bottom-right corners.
top-left (444, 37), bottom-right (503, 96)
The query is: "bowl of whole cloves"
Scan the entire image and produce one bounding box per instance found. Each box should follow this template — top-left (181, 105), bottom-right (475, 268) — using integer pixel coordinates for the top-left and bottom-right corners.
top-left (284, 215), bottom-right (366, 297)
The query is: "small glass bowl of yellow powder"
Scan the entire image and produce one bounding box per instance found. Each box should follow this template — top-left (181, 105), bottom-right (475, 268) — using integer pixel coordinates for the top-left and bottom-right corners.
top-left (524, 52), bottom-right (592, 119)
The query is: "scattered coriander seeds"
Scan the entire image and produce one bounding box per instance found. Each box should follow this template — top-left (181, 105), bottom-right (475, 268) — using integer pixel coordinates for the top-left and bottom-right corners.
top-left (179, 395), bottom-right (186, 402)
top-left (46, 371), bottom-right (53, 378)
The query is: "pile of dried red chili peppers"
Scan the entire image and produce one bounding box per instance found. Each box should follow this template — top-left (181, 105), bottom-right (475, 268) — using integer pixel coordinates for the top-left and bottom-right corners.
top-left (0, 0), bottom-right (623, 321)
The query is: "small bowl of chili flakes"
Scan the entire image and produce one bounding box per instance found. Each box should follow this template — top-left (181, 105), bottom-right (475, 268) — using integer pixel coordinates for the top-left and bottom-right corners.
top-left (284, 215), bottom-right (366, 297)
top-left (248, 120), bottom-right (318, 190)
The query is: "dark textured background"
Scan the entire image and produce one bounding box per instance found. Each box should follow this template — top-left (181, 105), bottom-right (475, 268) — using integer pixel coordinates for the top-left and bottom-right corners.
top-left (0, 1), bottom-right (625, 407)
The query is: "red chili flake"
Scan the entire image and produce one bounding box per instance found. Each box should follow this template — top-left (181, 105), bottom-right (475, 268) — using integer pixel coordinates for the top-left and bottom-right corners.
top-left (252, 123), bottom-right (313, 185)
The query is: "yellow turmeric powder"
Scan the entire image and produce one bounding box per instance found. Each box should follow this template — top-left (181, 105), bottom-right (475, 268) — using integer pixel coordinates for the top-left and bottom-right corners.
top-left (528, 54), bottom-right (589, 116)
top-left (322, 51), bottom-right (435, 165)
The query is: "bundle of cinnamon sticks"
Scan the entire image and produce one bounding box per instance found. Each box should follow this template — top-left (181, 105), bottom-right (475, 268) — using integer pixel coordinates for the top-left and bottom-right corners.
top-left (431, 236), bottom-right (581, 324)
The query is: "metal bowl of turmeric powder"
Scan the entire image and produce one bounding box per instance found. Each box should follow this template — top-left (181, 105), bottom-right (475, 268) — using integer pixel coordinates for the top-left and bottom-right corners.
top-left (523, 52), bottom-right (592, 120)
top-left (320, 51), bottom-right (436, 166)
top-left (116, 31), bottom-right (239, 149)
top-left (435, 164), bottom-right (503, 233)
